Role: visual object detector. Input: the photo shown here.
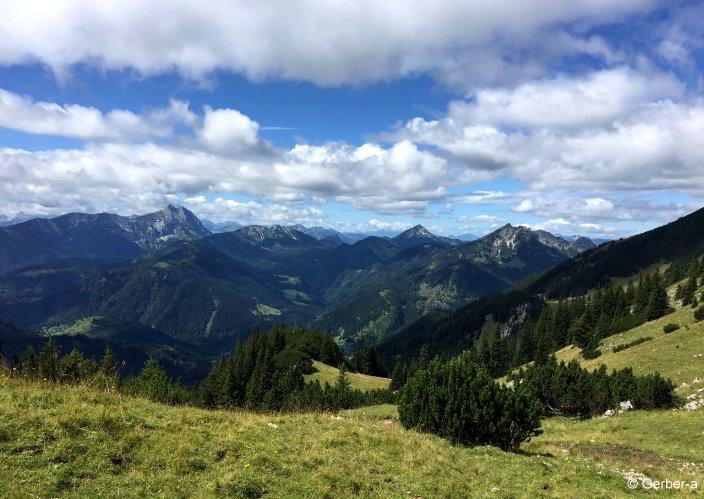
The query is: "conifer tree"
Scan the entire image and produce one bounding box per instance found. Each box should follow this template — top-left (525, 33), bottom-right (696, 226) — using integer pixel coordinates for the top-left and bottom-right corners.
top-left (645, 272), bottom-right (670, 320)
top-left (58, 348), bottom-right (86, 384)
top-left (21, 346), bottom-right (38, 379)
top-left (38, 338), bottom-right (59, 381)
top-left (99, 346), bottom-right (118, 386)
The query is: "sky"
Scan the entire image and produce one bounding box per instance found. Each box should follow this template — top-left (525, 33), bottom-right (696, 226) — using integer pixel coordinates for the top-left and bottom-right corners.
top-left (0, 1), bottom-right (703, 238)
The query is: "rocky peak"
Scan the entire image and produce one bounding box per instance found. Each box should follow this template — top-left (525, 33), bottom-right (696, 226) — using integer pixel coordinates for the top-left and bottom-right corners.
top-left (235, 224), bottom-right (313, 243)
top-left (401, 225), bottom-right (433, 238)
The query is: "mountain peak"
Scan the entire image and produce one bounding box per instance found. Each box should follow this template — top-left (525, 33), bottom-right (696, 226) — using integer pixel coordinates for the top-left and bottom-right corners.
top-left (392, 225), bottom-right (460, 249)
top-left (399, 224), bottom-right (432, 238)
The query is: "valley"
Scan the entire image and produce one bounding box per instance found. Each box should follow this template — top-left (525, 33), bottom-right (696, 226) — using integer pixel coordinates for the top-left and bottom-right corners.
top-left (0, 206), bottom-right (596, 374)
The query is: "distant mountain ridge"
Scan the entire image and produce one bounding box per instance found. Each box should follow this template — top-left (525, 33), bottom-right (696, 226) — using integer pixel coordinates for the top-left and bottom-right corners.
top-left (377, 206), bottom-right (704, 364)
top-left (0, 205), bottom-right (608, 365)
top-left (0, 205), bottom-right (209, 273)
top-left (311, 223), bottom-right (580, 347)
top-left (391, 225), bottom-right (461, 249)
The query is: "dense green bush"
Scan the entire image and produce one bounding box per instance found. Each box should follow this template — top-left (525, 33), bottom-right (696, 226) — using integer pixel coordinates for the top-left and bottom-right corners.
top-left (122, 358), bottom-right (190, 405)
top-left (398, 352), bottom-right (542, 451)
top-left (662, 323), bottom-right (680, 334)
top-left (581, 348), bottom-right (601, 359)
top-left (612, 336), bottom-right (653, 352)
top-left (512, 356), bottom-right (676, 418)
top-left (694, 307), bottom-right (704, 322)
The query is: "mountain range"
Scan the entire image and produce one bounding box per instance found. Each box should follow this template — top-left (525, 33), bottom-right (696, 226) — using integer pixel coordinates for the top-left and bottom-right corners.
top-left (0, 205), bottom-right (209, 273)
top-left (0, 204), bottom-right (608, 377)
top-left (377, 206), bottom-right (704, 365)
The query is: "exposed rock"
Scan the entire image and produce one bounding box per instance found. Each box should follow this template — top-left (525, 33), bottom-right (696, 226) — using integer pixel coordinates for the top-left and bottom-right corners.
top-left (684, 401), bottom-right (700, 411)
top-left (618, 400), bottom-right (633, 413)
top-left (267, 422), bottom-right (279, 429)
top-left (602, 409), bottom-right (617, 418)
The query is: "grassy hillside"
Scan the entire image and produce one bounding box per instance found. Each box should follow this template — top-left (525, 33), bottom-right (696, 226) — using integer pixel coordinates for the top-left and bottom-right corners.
top-left (1, 377), bottom-right (703, 497)
top-left (554, 305), bottom-right (704, 396)
top-left (306, 360), bottom-right (390, 391)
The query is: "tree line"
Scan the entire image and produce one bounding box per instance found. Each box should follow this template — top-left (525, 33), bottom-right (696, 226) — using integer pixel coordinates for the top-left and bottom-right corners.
top-left (194, 325), bottom-right (393, 411)
top-left (1, 326), bottom-right (394, 412)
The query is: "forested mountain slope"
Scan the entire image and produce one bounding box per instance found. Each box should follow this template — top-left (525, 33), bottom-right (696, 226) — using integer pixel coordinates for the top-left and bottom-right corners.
top-left (525, 206), bottom-right (704, 298)
top-left (380, 207), bottom-right (704, 366)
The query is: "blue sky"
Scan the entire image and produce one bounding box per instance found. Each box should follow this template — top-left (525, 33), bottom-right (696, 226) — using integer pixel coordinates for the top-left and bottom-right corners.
top-left (0, 1), bottom-right (703, 238)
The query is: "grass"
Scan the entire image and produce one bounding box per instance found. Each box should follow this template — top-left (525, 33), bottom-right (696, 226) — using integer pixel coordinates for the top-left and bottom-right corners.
top-left (3, 376), bottom-right (704, 497)
top-left (254, 304), bottom-right (282, 316)
top-left (554, 306), bottom-right (704, 396)
top-left (41, 317), bottom-right (96, 336)
top-left (306, 361), bottom-right (390, 391)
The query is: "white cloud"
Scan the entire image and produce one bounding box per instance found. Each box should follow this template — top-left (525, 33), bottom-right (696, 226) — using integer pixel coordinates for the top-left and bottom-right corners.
top-left (368, 219), bottom-right (413, 231)
top-left (0, 89), bottom-right (195, 140)
top-left (391, 69), bottom-right (704, 195)
top-left (447, 67), bottom-right (683, 129)
top-left (0, 134), bottom-right (458, 219)
top-left (583, 197), bottom-right (614, 213)
top-left (197, 107), bottom-right (266, 156)
top-left (0, 0), bottom-right (656, 87)
top-left (183, 195), bottom-right (325, 225)
top-left (512, 199), bottom-right (535, 213)
top-left (451, 191), bottom-right (512, 204)
top-left (457, 214), bottom-right (501, 224)
top-left (520, 218), bottom-right (571, 232)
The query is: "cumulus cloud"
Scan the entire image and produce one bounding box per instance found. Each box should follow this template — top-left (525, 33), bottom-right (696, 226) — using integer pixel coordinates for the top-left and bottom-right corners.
top-left (446, 67), bottom-right (683, 129)
top-left (0, 89), bottom-right (196, 140)
top-left (196, 107), bottom-right (269, 156)
top-left (391, 68), bottom-right (704, 195)
top-left (512, 199), bottom-right (535, 213)
top-left (0, 0), bottom-right (657, 87)
top-left (183, 195), bottom-right (325, 225)
top-left (0, 134), bottom-right (459, 219)
top-left (464, 214), bottom-right (501, 223)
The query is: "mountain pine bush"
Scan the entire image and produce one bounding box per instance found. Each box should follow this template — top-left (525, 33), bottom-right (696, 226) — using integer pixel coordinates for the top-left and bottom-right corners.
top-left (398, 352), bottom-right (542, 451)
top-left (694, 306), bottom-right (704, 322)
top-left (512, 356), bottom-right (676, 417)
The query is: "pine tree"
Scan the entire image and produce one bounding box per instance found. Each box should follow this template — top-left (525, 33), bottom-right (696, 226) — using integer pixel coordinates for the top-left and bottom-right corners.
top-left (515, 319), bottom-right (535, 365)
top-left (98, 346), bottom-right (118, 388)
top-left (645, 273), bottom-right (670, 321)
top-left (21, 346), bottom-right (38, 378)
top-left (38, 338), bottom-right (59, 381)
top-left (59, 348), bottom-right (86, 384)
top-left (570, 312), bottom-right (591, 349)
top-left (389, 360), bottom-right (406, 391)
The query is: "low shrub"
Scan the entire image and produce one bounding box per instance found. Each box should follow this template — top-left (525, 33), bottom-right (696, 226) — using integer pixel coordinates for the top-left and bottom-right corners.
top-left (663, 323), bottom-right (680, 334)
top-left (582, 348), bottom-right (601, 359)
top-left (511, 356), bottom-right (676, 418)
top-left (398, 352), bottom-right (542, 451)
top-left (694, 307), bottom-right (704, 322)
top-left (612, 336), bottom-right (653, 352)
